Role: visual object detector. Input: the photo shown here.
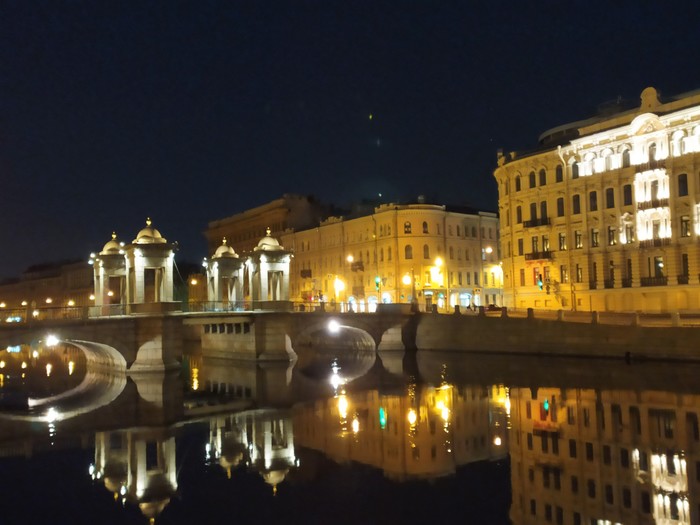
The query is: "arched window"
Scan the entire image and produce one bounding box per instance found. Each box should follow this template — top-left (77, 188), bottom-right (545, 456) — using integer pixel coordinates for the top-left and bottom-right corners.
top-left (539, 168), bottom-right (546, 186)
top-left (529, 171), bottom-right (536, 188)
top-left (572, 162), bottom-right (579, 179)
top-left (515, 175), bottom-right (521, 192)
top-left (404, 221), bottom-right (412, 234)
top-left (422, 221), bottom-right (429, 234)
top-left (648, 142), bottom-right (657, 162)
top-left (672, 130), bottom-right (685, 157)
top-left (555, 165), bottom-right (563, 182)
top-left (622, 148), bottom-right (631, 168)
top-left (404, 245), bottom-right (413, 260)
top-left (423, 244), bottom-right (430, 259)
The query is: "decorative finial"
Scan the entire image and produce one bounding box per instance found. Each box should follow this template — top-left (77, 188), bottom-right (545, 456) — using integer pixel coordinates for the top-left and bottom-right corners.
top-left (146, 217), bottom-right (152, 227)
top-left (222, 237), bottom-right (227, 245)
top-left (266, 227), bottom-right (271, 236)
top-left (111, 232), bottom-right (117, 240)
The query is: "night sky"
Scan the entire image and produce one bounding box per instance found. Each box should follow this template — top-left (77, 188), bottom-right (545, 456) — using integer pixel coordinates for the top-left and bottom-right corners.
top-left (1, 1), bottom-right (700, 278)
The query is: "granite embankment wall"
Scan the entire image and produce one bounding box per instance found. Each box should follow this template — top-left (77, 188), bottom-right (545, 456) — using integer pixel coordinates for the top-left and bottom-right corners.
top-left (414, 313), bottom-right (700, 361)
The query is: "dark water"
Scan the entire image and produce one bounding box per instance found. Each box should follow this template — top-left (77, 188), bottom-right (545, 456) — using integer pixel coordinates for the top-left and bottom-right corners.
top-left (0, 341), bottom-right (696, 524)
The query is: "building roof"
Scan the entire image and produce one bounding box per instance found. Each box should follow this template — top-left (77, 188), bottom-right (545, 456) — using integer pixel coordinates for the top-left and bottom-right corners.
top-left (133, 218), bottom-right (167, 245)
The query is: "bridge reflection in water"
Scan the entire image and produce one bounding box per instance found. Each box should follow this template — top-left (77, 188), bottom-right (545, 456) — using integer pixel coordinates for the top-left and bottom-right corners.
top-left (0, 341), bottom-right (698, 524)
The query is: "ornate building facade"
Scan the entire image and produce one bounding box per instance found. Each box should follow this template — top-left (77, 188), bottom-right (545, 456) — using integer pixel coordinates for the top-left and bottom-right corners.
top-left (494, 87), bottom-right (700, 312)
top-left (277, 201), bottom-right (501, 312)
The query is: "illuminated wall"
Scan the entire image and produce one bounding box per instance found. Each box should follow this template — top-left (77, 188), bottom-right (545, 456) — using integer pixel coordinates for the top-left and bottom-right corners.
top-left (279, 203), bottom-right (501, 312)
top-left (495, 86), bottom-right (700, 312)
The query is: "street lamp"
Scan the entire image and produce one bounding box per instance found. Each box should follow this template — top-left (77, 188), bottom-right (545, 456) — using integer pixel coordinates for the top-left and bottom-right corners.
top-left (402, 269), bottom-right (418, 311)
top-left (430, 257), bottom-right (445, 311)
top-left (333, 276), bottom-right (345, 312)
top-left (480, 246), bottom-right (494, 307)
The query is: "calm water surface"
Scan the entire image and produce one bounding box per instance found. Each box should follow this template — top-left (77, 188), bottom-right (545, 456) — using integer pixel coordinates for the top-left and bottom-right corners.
top-left (0, 340), bottom-right (696, 525)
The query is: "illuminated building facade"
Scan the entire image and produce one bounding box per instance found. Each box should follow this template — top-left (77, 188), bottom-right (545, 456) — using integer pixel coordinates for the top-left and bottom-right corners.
top-left (495, 87), bottom-right (700, 312)
top-left (0, 260), bottom-right (93, 320)
top-left (509, 384), bottom-right (700, 525)
top-left (278, 201), bottom-right (501, 312)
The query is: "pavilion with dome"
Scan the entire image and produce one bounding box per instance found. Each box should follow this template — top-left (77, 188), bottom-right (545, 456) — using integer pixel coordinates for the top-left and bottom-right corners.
top-left (91, 218), bottom-right (178, 315)
top-left (205, 227), bottom-right (292, 311)
top-left (92, 221), bottom-right (292, 315)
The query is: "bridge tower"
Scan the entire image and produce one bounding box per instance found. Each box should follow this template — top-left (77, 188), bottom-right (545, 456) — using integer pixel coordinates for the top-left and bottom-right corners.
top-left (93, 232), bottom-right (127, 314)
top-left (205, 237), bottom-right (244, 309)
top-left (124, 218), bottom-right (178, 313)
top-left (247, 228), bottom-right (292, 310)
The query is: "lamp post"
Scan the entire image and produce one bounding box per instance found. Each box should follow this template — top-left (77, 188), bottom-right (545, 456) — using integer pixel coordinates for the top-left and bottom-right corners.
top-left (479, 246), bottom-right (493, 308)
top-left (432, 257), bottom-right (444, 312)
top-left (403, 267), bottom-right (418, 312)
top-left (345, 255), bottom-right (354, 311)
top-left (333, 276), bottom-right (345, 312)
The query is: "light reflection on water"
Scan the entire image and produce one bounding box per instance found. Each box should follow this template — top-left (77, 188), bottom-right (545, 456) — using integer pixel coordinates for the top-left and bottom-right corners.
top-left (0, 344), bottom-right (697, 524)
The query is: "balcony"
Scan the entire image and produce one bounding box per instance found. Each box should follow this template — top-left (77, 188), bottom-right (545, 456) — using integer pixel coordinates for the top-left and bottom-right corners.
top-left (525, 250), bottom-right (553, 261)
top-left (640, 276), bottom-right (668, 287)
top-left (635, 158), bottom-right (667, 171)
top-left (350, 261), bottom-right (365, 272)
top-left (678, 274), bottom-right (689, 285)
top-left (523, 217), bottom-right (551, 228)
top-left (621, 278), bottom-right (632, 288)
top-left (604, 279), bottom-right (614, 289)
top-left (638, 237), bottom-right (671, 248)
top-left (637, 198), bottom-right (669, 210)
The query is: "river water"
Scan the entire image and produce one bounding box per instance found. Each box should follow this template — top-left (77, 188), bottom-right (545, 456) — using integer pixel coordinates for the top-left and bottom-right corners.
top-left (0, 339), bottom-right (697, 525)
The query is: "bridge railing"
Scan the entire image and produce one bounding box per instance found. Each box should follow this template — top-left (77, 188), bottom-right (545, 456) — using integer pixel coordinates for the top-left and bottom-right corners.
top-left (0, 306), bottom-right (91, 323)
top-left (486, 307), bottom-right (700, 327)
top-left (184, 301), bottom-right (246, 313)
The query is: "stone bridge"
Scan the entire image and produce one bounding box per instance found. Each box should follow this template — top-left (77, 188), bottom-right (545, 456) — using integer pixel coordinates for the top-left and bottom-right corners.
top-left (0, 315), bottom-right (184, 372)
top-left (3, 305), bottom-right (698, 380)
top-left (183, 309), bottom-right (419, 362)
top-left (0, 308), bottom-right (420, 374)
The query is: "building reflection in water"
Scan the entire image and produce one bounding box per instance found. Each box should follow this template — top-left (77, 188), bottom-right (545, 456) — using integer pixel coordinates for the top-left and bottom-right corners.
top-left (206, 409), bottom-right (297, 494)
top-left (91, 427), bottom-right (178, 523)
top-left (291, 362), bottom-right (509, 481)
top-left (508, 383), bottom-right (698, 525)
top-left (4, 339), bottom-right (700, 524)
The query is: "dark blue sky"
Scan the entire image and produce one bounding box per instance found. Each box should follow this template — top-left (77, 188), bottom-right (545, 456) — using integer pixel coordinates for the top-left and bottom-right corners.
top-left (1, 1), bottom-right (699, 278)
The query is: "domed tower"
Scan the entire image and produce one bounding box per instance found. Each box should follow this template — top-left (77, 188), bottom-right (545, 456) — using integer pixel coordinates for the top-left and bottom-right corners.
top-left (248, 228), bottom-right (292, 310)
top-left (92, 232), bottom-right (127, 314)
top-left (124, 218), bottom-right (178, 312)
top-left (204, 238), bottom-right (244, 309)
